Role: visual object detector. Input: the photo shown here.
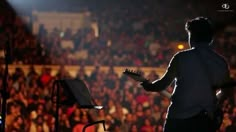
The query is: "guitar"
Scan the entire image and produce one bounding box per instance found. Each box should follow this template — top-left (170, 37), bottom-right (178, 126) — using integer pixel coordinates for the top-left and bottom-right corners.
top-left (123, 69), bottom-right (236, 130)
top-left (123, 69), bottom-right (172, 98)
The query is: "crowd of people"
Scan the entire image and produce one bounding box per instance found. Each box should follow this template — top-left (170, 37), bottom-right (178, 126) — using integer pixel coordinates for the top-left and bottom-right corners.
top-left (0, 65), bottom-right (235, 132)
top-left (1, 16), bottom-right (235, 69)
top-left (0, 0), bottom-right (236, 132)
top-left (0, 0), bottom-right (235, 69)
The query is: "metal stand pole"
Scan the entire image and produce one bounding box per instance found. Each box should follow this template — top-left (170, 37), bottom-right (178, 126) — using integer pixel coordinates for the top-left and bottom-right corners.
top-left (53, 81), bottom-right (60, 132)
top-left (1, 34), bottom-right (11, 132)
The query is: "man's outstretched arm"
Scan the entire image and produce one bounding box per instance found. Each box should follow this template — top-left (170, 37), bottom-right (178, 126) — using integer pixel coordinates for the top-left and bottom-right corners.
top-left (141, 54), bottom-right (178, 92)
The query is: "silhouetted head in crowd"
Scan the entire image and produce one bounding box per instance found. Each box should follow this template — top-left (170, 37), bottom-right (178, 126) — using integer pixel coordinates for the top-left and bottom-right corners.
top-left (185, 17), bottom-right (213, 48)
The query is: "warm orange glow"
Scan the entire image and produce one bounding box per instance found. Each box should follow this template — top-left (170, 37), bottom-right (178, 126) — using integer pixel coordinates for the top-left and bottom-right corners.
top-left (177, 44), bottom-right (184, 50)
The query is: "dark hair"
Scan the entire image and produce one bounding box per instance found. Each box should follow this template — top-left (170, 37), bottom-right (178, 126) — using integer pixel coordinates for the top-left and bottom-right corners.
top-left (185, 17), bottom-right (213, 43)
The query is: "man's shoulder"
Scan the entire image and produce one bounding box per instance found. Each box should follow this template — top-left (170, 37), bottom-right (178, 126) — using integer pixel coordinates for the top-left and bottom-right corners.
top-left (174, 49), bottom-right (194, 58)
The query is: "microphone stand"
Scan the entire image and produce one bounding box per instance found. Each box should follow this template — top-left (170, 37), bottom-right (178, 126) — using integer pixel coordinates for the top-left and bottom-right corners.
top-left (51, 80), bottom-right (61, 132)
top-left (1, 31), bottom-right (11, 132)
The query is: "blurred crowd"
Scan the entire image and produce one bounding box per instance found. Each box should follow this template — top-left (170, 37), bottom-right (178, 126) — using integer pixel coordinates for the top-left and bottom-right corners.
top-left (0, 0), bottom-right (236, 69)
top-left (0, 0), bottom-right (236, 132)
top-left (0, 65), bottom-right (236, 132)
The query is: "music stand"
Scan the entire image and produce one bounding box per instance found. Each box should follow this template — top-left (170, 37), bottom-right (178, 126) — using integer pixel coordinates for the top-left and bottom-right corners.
top-left (52, 79), bottom-right (106, 132)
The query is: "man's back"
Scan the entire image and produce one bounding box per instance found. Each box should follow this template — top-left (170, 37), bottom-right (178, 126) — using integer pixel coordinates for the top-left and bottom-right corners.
top-left (168, 46), bottom-right (229, 119)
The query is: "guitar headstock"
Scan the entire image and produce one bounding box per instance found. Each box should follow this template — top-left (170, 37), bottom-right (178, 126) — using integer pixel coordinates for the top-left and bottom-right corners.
top-left (123, 69), bottom-right (172, 99)
top-left (123, 69), bottom-right (143, 76)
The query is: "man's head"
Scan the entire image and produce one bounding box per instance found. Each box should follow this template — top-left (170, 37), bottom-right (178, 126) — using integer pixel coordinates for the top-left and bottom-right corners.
top-left (185, 17), bottom-right (213, 47)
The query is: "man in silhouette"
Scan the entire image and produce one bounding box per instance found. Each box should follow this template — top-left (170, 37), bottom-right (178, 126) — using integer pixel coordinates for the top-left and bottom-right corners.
top-left (141, 17), bottom-right (230, 132)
